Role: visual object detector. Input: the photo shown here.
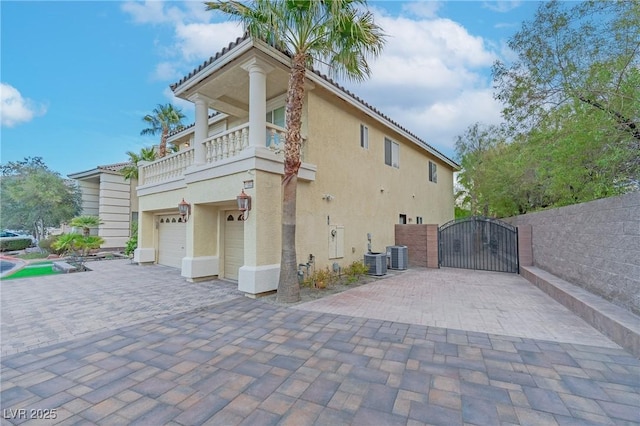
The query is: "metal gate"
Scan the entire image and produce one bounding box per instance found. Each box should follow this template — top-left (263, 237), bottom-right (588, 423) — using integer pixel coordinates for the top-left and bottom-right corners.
top-left (439, 217), bottom-right (519, 273)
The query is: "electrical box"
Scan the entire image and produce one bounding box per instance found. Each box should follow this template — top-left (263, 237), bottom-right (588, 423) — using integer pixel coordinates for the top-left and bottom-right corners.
top-left (328, 225), bottom-right (344, 259)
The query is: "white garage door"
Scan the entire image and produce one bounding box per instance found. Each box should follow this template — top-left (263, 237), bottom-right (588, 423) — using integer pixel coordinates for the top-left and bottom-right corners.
top-left (224, 211), bottom-right (244, 280)
top-left (157, 215), bottom-right (186, 269)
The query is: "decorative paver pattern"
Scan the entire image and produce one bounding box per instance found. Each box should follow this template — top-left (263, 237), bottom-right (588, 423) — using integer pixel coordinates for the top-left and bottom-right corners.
top-left (296, 268), bottom-right (620, 347)
top-left (2, 297), bottom-right (639, 425)
top-left (1, 261), bottom-right (638, 425)
top-left (1, 259), bottom-right (242, 355)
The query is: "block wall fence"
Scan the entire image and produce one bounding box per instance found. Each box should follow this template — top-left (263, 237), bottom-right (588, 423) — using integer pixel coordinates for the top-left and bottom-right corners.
top-left (505, 192), bottom-right (639, 316)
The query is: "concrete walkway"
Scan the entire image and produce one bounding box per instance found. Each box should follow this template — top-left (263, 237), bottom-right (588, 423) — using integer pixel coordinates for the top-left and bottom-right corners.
top-left (1, 260), bottom-right (638, 425)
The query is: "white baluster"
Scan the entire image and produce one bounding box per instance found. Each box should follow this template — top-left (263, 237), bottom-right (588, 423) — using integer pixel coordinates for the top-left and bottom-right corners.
top-left (240, 127), bottom-right (247, 151)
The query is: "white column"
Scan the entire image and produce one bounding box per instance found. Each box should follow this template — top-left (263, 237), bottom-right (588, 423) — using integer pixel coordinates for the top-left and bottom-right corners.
top-left (241, 58), bottom-right (273, 148)
top-left (193, 94), bottom-right (209, 165)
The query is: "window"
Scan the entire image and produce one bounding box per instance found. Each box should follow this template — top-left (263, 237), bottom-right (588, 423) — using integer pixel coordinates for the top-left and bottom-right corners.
top-left (384, 137), bottom-right (399, 168)
top-left (429, 161), bottom-right (438, 183)
top-left (416, 216), bottom-right (423, 224)
top-left (360, 124), bottom-right (369, 149)
top-left (266, 106), bottom-right (286, 147)
top-left (266, 106), bottom-right (285, 127)
top-left (399, 214), bottom-right (407, 224)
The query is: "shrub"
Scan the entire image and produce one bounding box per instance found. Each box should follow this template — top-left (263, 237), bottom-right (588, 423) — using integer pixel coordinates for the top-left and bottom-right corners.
top-left (304, 267), bottom-right (338, 289)
top-left (124, 222), bottom-right (138, 256)
top-left (0, 238), bottom-right (32, 252)
top-left (344, 261), bottom-right (369, 281)
top-left (39, 235), bottom-right (63, 254)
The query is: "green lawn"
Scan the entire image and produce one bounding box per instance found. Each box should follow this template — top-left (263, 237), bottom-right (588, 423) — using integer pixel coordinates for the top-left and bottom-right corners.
top-left (1, 262), bottom-right (61, 280)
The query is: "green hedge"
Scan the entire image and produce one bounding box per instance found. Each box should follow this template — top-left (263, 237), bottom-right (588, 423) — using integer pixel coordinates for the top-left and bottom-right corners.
top-left (0, 238), bottom-right (32, 251)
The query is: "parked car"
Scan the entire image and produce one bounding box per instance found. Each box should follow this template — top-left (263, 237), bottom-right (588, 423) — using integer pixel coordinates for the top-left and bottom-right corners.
top-left (0, 231), bottom-right (37, 246)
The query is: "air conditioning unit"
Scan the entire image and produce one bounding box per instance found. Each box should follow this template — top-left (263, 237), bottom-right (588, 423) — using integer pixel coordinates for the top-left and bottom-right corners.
top-left (364, 252), bottom-right (387, 276)
top-left (387, 245), bottom-right (408, 270)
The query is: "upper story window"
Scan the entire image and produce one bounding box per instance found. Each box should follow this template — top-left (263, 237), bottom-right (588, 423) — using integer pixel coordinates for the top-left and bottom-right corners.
top-left (266, 106), bottom-right (285, 127)
top-left (429, 161), bottom-right (437, 183)
top-left (384, 137), bottom-right (399, 168)
top-left (360, 124), bottom-right (369, 149)
top-left (266, 106), bottom-right (286, 148)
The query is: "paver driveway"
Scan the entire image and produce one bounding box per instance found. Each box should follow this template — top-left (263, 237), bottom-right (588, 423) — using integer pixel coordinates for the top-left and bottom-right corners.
top-left (1, 260), bottom-right (638, 425)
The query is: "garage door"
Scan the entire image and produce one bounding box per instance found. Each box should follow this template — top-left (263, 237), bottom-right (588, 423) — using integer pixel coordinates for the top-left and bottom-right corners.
top-left (224, 211), bottom-right (244, 280)
top-left (157, 215), bottom-right (186, 269)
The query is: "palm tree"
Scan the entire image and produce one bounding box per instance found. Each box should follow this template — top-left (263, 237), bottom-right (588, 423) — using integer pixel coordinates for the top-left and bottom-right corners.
top-left (206, 0), bottom-right (386, 302)
top-left (121, 146), bottom-right (157, 181)
top-left (140, 104), bottom-right (186, 158)
top-left (69, 215), bottom-right (101, 237)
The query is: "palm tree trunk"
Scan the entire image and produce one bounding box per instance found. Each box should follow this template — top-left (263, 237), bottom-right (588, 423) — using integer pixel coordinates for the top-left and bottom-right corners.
top-left (159, 128), bottom-right (168, 158)
top-left (277, 53), bottom-right (306, 303)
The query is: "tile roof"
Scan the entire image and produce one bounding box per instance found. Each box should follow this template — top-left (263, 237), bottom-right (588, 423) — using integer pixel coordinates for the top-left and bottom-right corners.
top-left (97, 162), bottom-right (131, 172)
top-left (168, 112), bottom-right (220, 138)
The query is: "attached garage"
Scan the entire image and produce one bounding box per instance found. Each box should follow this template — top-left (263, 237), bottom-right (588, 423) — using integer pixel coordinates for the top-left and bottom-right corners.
top-left (224, 211), bottom-right (244, 280)
top-left (157, 215), bottom-right (186, 269)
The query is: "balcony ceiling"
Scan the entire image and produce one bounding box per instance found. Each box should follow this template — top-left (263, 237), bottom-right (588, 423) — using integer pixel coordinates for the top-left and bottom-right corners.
top-left (178, 52), bottom-right (291, 119)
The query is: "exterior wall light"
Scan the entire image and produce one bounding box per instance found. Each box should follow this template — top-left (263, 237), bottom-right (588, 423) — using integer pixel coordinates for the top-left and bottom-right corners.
top-left (237, 189), bottom-right (251, 221)
top-left (178, 198), bottom-right (191, 222)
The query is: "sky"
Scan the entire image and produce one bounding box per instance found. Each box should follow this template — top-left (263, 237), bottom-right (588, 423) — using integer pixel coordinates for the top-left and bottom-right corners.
top-left (1, 0), bottom-right (542, 177)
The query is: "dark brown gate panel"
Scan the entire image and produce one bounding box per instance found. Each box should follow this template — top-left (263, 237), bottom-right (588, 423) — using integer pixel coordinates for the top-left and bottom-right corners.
top-left (438, 217), bottom-right (519, 273)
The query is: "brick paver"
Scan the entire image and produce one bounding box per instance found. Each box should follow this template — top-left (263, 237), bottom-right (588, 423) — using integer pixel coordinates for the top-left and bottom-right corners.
top-left (1, 262), bottom-right (639, 425)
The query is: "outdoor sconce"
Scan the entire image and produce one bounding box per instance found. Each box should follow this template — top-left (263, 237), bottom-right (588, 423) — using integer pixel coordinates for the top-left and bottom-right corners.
top-left (237, 189), bottom-right (252, 221)
top-left (178, 198), bottom-right (191, 222)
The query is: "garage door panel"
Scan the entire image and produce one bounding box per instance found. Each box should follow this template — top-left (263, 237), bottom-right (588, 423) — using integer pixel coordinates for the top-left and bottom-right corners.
top-left (224, 211), bottom-right (244, 280)
top-left (158, 215), bottom-right (186, 269)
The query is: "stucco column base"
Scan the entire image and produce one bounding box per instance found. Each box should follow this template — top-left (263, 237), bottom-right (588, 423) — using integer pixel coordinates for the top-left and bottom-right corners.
top-left (181, 256), bottom-right (219, 282)
top-left (238, 264), bottom-right (280, 296)
top-left (134, 248), bottom-right (155, 264)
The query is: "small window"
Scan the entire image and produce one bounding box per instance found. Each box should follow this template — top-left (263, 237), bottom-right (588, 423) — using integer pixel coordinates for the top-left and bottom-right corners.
top-left (266, 106), bottom-right (285, 127)
top-left (416, 216), bottom-right (423, 224)
top-left (429, 161), bottom-right (437, 183)
top-left (399, 214), bottom-right (407, 224)
top-left (227, 215), bottom-right (234, 221)
top-left (385, 137), bottom-right (399, 168)
top-left (360, 124), bottom-right (369, 149)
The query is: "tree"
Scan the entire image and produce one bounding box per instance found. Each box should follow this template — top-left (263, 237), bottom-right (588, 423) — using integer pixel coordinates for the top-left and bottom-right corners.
top-left (140, 104), bottom-right (186, 158)
top-left (493, 0), bottom-right (640, 190)
top-left (0, 157), bottom-right (81, 241)
top-left (69, 215), bottom-right (101, 237)
top-left (206, 0), bottom-right (386, 302)
top-left (454, 123), bottom-right (503, 216)
top-left (121, 146), bottom-right (157, 181)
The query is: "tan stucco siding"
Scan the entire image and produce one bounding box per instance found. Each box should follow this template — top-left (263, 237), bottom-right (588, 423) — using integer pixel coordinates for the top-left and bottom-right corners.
top-left (293, 88), bottom-right (454, 268)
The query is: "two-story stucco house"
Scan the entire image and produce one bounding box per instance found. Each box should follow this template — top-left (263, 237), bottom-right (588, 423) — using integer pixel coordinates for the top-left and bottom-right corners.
top-left (133, 35), bottom-right (459, 296)
top-left (68, 162), bottom-right (138, 249)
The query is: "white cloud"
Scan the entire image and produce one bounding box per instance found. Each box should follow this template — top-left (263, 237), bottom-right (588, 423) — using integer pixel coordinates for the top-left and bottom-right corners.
top-left (0, 83), bottom-right (47, 127)
top-left (151, 62), bottom-right (182, 81)
top-left (483, 1), bottom-right (522, 13)
top-left (173, 21), bottom-right (242, 62)
top-left (121, 1), bottom-right (189, 25)
top-left (401, 1), bottom-right (443, 18)
top-left (340, 11), bottom-right (502, 153)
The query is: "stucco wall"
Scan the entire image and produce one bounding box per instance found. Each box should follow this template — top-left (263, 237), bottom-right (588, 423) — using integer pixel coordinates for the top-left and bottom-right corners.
top-left (506, 192), bottom-right (640, 315)
top-left (295, 88), bottom-right (455, 270)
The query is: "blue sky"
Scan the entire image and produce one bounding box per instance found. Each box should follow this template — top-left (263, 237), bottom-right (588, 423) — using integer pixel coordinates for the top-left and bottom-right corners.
top-left (1, 1), bottom-right (541, 177)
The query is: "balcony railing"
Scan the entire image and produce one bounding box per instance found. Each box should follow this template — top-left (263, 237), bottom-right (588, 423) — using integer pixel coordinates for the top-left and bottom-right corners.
top-left (141, 148), bottom-right (194, 185)
top-left (204, 123), bottom-right (250, 163)
top-left (140, 122), bottom-right (307, 186)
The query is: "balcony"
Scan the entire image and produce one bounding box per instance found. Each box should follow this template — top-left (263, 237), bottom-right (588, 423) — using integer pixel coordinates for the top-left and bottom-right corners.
top-left (138, 122), bottom-right (313, 192)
